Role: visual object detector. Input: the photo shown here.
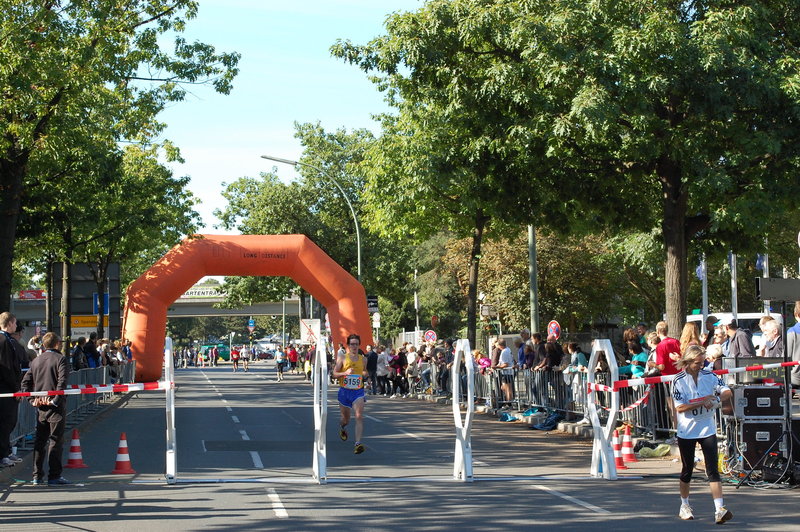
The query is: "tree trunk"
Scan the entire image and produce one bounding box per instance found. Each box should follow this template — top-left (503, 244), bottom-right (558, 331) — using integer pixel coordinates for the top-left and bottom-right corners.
top-left (96, 267), bottom-right (108, 339)
top-left (87, 260), bottom-right (109, 338)
top-left (0, 154), bottom-right (27, 311)
top-left (467, 211), bottom-right (489, 348)
top-left (659, 159), bottom-right (688, 337)
top-left (60, 245), bottom-right (73, 341)
top-left (45, 260), bottom-right (53, 331)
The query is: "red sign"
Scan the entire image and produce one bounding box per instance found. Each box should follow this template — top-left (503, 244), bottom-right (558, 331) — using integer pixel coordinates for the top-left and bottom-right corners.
top-left (424, 330), bottom-right (437, 343)
top-left (547, 320), bottom-right (561, 340)
top-left (18, 289), bottom-right (46, 300)
top-left (431, 315), bottom-right (439, 327)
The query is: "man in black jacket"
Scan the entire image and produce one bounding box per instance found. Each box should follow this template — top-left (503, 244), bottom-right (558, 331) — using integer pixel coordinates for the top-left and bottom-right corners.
top-left (21, 332), bottom-right (71, 485)
top-left (83, 332), bottom-right (100, 368)
top-left (720, 318), bottom-right (756, 358)
top-left (0, 311), bottom-right (22, 468)
top-left (365, 345), bottom-right (378, 395)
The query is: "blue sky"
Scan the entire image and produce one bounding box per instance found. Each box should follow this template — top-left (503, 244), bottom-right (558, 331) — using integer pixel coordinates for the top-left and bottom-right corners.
top-left (158, 0), bottom-right (421, 232)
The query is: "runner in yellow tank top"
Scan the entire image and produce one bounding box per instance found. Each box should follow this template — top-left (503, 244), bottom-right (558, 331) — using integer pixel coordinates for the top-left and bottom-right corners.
top-left (332, 333), bottom-right (368, 454)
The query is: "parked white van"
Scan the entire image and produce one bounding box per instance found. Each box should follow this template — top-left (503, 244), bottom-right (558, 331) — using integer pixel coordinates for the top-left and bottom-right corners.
top-left (686, 312), bottom-right (783, 349)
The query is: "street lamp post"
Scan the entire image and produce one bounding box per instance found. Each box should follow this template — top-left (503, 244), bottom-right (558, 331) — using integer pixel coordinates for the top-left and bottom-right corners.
top-left (261, 154), bottom-right (362, 281)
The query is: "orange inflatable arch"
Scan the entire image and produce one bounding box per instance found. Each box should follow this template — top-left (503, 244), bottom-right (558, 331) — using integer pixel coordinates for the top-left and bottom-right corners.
top-left (122, 234), bottom-right (373, 382)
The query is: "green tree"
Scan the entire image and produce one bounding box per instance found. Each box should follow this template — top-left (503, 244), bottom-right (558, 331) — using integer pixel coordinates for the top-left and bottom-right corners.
top-left (79, 144), bottom-right (200, 336)
top-left (337, 0), bottom-right (800, 334)
top-left (217, 123), bottom-right (411, 312)
top-left (332, 6), bottom-right (559, 346)
top-left (0, 0), bottom-right (239, 310)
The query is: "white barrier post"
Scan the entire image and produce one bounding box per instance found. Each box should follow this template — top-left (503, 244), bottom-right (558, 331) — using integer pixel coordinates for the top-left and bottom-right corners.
top-left (452, 339), bottom-right (474, 482)
top-left (164, 337), bottom-right (178, 484)
top-left (312, 335), bottom-right (328, 484)
top-left (588, 339), bottom-right (620, 480)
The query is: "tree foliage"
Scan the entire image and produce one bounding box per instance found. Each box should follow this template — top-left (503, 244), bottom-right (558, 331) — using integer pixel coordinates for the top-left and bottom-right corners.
top-left (0, 0), bottom-right (239, 309)
top-left (216, 123), bottom-right (411, 311)
top-left (335, 0), bottom-right (800, 335)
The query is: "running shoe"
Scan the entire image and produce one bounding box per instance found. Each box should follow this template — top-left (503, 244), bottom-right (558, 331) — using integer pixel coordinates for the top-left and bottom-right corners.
top-left (679, 504), bottom-right (694, 520)
top-left (714, 507), bottom-right (732, 524)
top-left (0, 457), bottom-right (14, 468)
top-left (354, 443), bottom-right (365, 454)
top-left (48, 477), bottom-right (71, 486)
top-left (7, 453), bottom-right (23, 463)
top-left (339, 426), bottom-right (348, 441)
top-left (32, 478), bottom-right (43, 486)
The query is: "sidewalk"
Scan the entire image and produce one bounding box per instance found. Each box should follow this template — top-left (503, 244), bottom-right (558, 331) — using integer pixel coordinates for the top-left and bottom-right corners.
top-left (0, 391), bottom-right (136, 484)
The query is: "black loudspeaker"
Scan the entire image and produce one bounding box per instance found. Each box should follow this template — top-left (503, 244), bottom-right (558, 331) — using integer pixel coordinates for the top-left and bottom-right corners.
top-left (740, 420), bottom-right (786, 469)
top-left (792, 419), bottom-right (800, 462)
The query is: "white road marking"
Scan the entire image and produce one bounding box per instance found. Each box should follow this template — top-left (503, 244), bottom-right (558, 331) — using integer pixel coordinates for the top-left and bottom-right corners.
top-left (221, 398), bottom-right (228, 403)
top-left (231, 416), bottom-right (240, 423)
top-left (239, 430), bottom-right (263, 468)
top-left (282, 410), bottom-right (301, 425)
top-left (226, 406), bottom-right (233, 412)
top-left (531, 484), bottom-right (610, 514)
top-left (267, 488), bottom-right (289, 518)
top-left (250, 451), bottom-right (264, 469)
top-left (201, 440), bottom-right (207, 452)
top-left (365, 415), bottom-right (382, 423)
top-left (399, 429), bottom-right (423, 440)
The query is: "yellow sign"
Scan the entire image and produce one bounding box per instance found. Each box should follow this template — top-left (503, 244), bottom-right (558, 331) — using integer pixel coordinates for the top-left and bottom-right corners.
top-left (71, 315), bottom-right (108, 327)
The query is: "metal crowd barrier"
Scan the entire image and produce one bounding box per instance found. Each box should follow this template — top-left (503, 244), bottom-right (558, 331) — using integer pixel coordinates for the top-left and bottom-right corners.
top-left (412, 362), bottom-right (683, 438)
top-left (10, 362), bottom-right (137, 450)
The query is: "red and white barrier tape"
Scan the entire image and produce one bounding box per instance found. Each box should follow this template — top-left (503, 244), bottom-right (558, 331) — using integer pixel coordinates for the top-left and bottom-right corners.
top-left (597, 386), bottom-right (652, 412)
top-left (0, 381), bottom-right (173, 398)
top-left (588, 360), bottom-right (800, 392)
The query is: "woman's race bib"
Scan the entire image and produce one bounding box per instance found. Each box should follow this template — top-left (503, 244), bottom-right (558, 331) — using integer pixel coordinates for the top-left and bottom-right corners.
top-left (687, 396), bottom-right (718, 420)
top-left (342, 374), bottom-right (363, 390)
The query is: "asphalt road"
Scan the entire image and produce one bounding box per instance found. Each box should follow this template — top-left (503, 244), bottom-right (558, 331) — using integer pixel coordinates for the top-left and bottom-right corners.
top-left (1, 361), bottom-right (798, 531)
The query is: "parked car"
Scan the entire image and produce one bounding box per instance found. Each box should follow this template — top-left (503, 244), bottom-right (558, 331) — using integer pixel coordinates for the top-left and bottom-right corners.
top-left (257, 349), bottom-right (275, 360)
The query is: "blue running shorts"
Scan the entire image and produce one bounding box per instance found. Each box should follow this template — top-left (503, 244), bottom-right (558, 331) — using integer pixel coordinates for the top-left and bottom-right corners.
top-left (338, 387), bottom-right (366, 409)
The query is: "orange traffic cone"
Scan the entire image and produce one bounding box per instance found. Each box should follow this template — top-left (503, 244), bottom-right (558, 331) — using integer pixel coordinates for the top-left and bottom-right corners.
top-left (621, 425), bottom-right (638, 463)
top-left (111, 432), bottom-right (136, 474)
top-left (64, 429), bottom-right (88, 469)
top-left (612, 429), bottom-right (628, 470)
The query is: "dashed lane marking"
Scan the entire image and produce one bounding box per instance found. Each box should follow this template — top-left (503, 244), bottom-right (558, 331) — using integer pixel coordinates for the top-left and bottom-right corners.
top-left (267, 488), bottom-right (289, 518)
top-left (282, 410), bottom-right (301, 425)
top-left (239, 430), bottom-right (264, 468)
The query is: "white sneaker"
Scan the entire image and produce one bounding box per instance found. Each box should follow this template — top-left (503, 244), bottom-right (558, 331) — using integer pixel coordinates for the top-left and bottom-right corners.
top-left (7, 454), bottom-right (22, 463)
top-left (576, 418), bottom-right (591, 425)
top-left (0, 457), bottom-right (15, 468)
top-left (714, 507), bottom-right (732, 524)
top-left (679, 503), bottom-right (694, 520)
